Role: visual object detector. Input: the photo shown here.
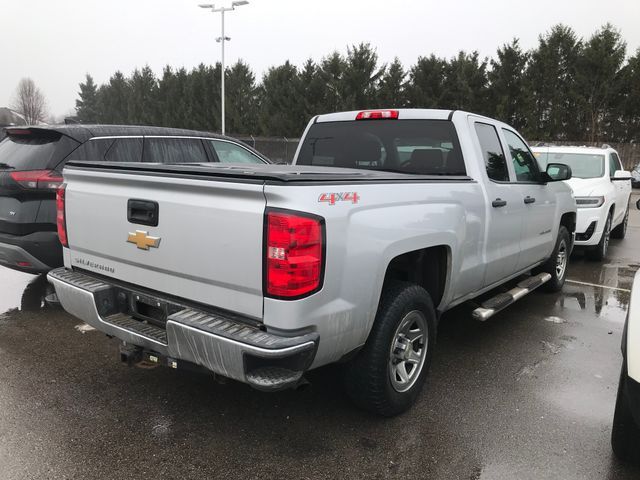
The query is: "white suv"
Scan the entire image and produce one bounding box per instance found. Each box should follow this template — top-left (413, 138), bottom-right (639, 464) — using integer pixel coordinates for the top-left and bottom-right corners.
top-left (533, 145), bottom-right (632, 260)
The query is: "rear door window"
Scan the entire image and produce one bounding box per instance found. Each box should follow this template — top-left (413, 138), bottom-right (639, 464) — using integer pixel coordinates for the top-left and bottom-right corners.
top-left (207, 140), bottom-right (265, 164)
top-left (296, 119), bottom-right (466, 175)
top-left (475, 123), bottom-right (509, 182)
top-left (502, 129), bottom-right (541, 182)
top-left (144, 138), bottom-right (208, 164)
top-left (0, 131), bottom-right (79, 170)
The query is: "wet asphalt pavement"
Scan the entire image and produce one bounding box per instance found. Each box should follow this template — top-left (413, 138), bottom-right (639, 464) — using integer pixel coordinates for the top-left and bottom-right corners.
top-left (2, 196), bottom-right (640, 480)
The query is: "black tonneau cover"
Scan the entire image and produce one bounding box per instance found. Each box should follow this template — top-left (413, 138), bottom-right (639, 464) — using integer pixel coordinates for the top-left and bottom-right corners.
top-left (64, 161), bottom-right (474, 184)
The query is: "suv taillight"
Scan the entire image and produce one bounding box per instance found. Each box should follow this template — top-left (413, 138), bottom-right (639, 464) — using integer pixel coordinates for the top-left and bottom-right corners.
top-left (265, 209), bottom-right (325, 299)
top-left (56, 184), bottom-right (68, 247)
top-left (10, 170), bottom-right (64, 190)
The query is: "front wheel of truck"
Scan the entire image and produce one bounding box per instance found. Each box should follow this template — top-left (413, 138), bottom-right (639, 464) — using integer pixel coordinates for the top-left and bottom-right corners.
top-left (534, 226), bottom-right (571, 293)
top-left (343, 281), bottom-right (436, 417)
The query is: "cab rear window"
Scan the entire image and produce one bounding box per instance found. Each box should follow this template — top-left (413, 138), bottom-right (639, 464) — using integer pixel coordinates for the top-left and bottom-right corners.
top-left (0, 131), bottom-right (79, 170)
top-left (296, 120), bottom-right (466, 175)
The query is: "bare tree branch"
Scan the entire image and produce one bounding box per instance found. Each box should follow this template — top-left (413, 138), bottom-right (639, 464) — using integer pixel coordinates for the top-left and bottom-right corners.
top-left (11, 78), bottom-right (48, 125)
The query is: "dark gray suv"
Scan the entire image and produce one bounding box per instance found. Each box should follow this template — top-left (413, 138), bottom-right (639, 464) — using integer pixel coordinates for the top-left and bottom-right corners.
top-left (0, 124), bottom-right (269, 274)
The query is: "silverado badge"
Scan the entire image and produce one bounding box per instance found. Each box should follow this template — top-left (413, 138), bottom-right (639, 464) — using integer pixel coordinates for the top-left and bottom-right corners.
top-left (127, 230), bottom-right (161, 250)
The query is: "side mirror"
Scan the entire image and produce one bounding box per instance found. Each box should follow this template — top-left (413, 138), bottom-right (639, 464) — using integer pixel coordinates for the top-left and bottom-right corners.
top-left (612, 170), bottom-right (632, 181)
top-left (544, 163), bottom-right (572, 182)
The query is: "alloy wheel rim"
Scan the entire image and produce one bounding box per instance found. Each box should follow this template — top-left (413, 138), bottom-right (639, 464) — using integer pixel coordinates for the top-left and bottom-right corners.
top-left (556, 239), bottom-right (567, 279)
top-left (388, 310), bottom-right (428, 393)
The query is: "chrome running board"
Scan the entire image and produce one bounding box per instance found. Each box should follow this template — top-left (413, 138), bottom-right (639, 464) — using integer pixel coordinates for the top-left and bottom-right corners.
top-left (472, 273), bottom-right (552, 321)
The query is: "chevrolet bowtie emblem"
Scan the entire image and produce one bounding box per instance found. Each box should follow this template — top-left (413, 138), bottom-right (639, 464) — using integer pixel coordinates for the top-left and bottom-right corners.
top-left (127, 230), bottom-right (161, 250)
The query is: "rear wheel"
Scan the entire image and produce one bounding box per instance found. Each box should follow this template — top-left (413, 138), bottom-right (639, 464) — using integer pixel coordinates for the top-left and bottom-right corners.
top-left (587, 214), bottom-right (611, 261)
top-left (612, 366), bottom-right (640, 463)
top-left (343, 281), bottom-right (436, 416)
top-left (535, 226), bottom-right (570, 292)
top-left (611, 205), bottom-right (629, 239)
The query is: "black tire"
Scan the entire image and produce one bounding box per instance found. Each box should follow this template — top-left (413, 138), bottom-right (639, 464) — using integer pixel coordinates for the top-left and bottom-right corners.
top-left (612, 366), bottom-right (640, 463)
top-left (534, 226), bottom-right (571, 293)
top-left (587, 213), bottom-right (612, 261)
top-left (611, 205), bottom-right (629, 239)
top-left (343, 281), bottom-right (437, 417)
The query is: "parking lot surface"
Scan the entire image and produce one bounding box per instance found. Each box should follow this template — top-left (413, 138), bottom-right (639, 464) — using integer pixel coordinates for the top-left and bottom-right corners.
top-left (1, 195), bottom-right (640, 480)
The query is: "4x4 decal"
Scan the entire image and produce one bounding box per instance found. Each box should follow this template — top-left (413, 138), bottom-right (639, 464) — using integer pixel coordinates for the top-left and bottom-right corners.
top-left (318, 192), bottom-right (360, 205)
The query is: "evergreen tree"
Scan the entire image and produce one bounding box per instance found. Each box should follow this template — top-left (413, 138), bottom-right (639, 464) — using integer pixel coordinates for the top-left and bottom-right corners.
top-left (99, 71), bottom-right (130, 124)
top-left (75, 26), bottom-right (640, 142)
top-left (527, 24), bottom-right (582, 140)
top-left (488, 39), bottom-right (530, 131)
top-left (320, 51), bottom-right (347, 112)
top-left (612, 49), bottom-right (640, 142)
top-left (577, 24), bottom-right (626, 142)
top-left (441, 51), bottom-right (489, 114)
top-left (187, 63), bottom-right (220, 131)
top-left (225, 60), bottom-right (258, 134)
top-left (127, 66), bottom-right (159, 125)
top-left (377, 58), bottom-right (407, 108)
top-left (76, 74), bottom-right (100, 123)
top-left (157, 66), bottom-right (181, 127)
top-left (342, 43), bottom-right (384, 109)
top-left (406, 55), bottom-right (447, 108)
top-left (297, 59), bottom-right (328, 122)
top-left (258, 61), bottom-right (301, 136)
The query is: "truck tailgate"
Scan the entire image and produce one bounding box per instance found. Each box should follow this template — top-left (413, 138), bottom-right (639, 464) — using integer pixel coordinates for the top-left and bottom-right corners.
top-left (63, 167), bottom-right (265, 319)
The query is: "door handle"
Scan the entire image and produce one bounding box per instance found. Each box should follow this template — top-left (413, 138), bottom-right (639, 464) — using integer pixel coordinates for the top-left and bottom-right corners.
top-left (524, 196), bottom-right (536, 204)
top-left (128, 199), bottom-right (159, 226)
top-left (492, 198), bottom-right (507, 208)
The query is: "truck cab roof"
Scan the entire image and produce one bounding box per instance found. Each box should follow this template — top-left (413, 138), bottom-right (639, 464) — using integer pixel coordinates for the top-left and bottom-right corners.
top-left (313, 109), bottom-right (507, 126)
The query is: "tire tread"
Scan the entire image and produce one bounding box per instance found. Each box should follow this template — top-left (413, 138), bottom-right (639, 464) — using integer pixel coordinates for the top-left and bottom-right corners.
top-left (343, 281), bottom-right (436, 416)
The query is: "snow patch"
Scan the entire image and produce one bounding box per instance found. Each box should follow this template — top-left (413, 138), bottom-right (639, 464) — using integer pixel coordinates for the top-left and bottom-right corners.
top-left (74, 323), bottom-right (96, 334)
top-left (544, 316), bottom-right (566, 324)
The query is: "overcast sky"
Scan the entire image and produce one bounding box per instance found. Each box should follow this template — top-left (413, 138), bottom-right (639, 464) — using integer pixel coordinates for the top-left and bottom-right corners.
top-left (2, 0), bottom-right (640, 117)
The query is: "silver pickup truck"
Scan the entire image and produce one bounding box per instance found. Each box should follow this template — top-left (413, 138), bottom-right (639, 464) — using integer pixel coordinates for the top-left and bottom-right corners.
top-left (49, 109), bottom-right (576, 416)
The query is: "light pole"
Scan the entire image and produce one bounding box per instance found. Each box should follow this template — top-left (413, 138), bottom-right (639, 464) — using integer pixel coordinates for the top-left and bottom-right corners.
top-left (198, 1), bottom-right (249, 135)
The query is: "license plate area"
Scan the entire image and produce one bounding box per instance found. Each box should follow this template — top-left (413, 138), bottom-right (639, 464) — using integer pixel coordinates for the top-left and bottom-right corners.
top-left (129, 293), bottom-right (168, 328)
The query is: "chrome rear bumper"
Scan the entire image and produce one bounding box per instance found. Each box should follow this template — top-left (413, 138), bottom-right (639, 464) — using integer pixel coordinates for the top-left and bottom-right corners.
top-left (47, 268), bottom-right (318, 390)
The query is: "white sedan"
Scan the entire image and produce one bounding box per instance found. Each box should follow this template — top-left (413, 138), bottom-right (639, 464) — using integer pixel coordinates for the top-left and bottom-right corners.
top-left (533, 145), bottom-right (632, 260)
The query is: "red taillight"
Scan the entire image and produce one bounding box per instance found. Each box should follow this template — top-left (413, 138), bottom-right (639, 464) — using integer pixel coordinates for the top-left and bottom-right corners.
top-left (265, 209), bottom-right (324, 299)
top-left (56, 184), bottom-right (68, 247)
top-left (355, 110), bottom-right (399, 120)
top-left (10, 170), bottom-right (64, 190)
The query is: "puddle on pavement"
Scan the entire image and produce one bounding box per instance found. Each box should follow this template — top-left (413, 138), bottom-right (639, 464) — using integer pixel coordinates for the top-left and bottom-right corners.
top-left (559, 260), bottom-right (639, 321)
top-left (0, 267), bottom-right (53, 316)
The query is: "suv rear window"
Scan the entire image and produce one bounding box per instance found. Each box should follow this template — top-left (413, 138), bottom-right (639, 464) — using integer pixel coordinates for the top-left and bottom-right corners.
top-left (0, 131), bottom-right (79, 171)
top-left (296, 120), bottom-right (466, 175)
